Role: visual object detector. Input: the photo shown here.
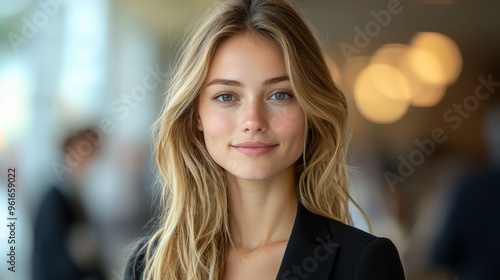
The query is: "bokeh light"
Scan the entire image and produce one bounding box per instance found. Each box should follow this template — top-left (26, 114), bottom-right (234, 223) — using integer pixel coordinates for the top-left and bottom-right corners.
top-left (408, 32), bottom-right (462, 85)
top-left (354, 65), bottom-right (410, 124)
top-left (367, 64), bottom-right (412, 101)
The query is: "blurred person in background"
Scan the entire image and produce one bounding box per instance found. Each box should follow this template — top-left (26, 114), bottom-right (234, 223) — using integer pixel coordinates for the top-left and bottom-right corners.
top-left (125, 0), bottom-right (404, 279)
top-left (430, 103), bottom-right (500, 279)
top-left (33, 127), bottom-right (105, 280)
top-left (81, 129), bottom-right (154, 279)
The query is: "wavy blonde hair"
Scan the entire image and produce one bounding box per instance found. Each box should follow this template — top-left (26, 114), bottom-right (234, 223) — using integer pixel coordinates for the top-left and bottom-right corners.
top-left (140, 0), bottom-right (366, 278)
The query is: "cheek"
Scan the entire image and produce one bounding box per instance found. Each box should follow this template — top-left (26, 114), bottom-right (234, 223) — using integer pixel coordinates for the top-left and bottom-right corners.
top-left (199, 109), bottom-right (235, 152)
top-left (201, 112), bottom-right (233, 135)
top-left (273, 107), bottom-right (306, 146)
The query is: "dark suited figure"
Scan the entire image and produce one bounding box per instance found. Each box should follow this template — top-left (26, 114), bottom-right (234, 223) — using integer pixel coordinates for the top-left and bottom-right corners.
top-left (432, 105), bottom-right (500, 279)
top-left (33, 128), bottom-right (104, 280)
top-left (432, 168), bottom-right (500, 279)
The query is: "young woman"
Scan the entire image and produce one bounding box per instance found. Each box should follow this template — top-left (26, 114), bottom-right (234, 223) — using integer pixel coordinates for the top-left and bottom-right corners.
top-left (125, 0), bottom-right (405, 279)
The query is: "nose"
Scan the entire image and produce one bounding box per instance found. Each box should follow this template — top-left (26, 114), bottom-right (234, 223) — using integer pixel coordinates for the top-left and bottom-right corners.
top-left (241, 100), bottom-right (268, 133)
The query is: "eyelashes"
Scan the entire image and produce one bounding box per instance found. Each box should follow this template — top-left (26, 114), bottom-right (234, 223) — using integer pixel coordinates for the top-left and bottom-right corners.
top-left (212, 90), bottom-right (294, 103)
top-left (213, 93), bottom-right (236, 102)
top-left (269, 92), bottom-right (292, 101)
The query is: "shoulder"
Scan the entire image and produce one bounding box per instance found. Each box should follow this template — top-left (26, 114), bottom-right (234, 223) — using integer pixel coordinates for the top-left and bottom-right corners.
top-left (326, 217), bottom-right (376, 246)
top-left (326, 218), bottom-right (405, 279)
top-left (123, 237), bottom-right (149, 280)
top-left (351, 236), bottom-right (405, 280)
top-left (301, 208), bottom-right (405, 279)
top-left (303, 205), bottom-right (389, 250)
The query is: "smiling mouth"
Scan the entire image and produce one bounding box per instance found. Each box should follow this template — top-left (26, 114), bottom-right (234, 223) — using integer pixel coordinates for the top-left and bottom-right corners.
top-left (231, 142), bottom-right (278, 156)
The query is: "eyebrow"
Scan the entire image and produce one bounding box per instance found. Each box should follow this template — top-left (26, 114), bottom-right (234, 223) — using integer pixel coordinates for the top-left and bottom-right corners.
top-left (206, 75), bottom-right (289, 87)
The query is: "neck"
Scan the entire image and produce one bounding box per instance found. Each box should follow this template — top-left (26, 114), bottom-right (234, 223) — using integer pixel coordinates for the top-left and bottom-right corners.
top-left (226, 166), bottom-right (298, 251)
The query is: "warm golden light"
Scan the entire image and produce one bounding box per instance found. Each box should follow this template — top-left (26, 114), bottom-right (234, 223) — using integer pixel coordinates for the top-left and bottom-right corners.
top-left (407, 47), bottom-right (447, 85)
top-left (370, 43), bottom-right (449, 107)
top-left (354, 66), bottom-right (410, 124)
top-left (398, 58), bottom-right (447, 107)
top-left (410, 83), bottom-right (447, 107)
top-left (371, 44), bottom-right (408, 66)
top-left (346, 36), bottom-right (460, 123)
top-left (367, 64), bottom-right (412, 101)
top-left (408, 32), bottom-right (462, 85)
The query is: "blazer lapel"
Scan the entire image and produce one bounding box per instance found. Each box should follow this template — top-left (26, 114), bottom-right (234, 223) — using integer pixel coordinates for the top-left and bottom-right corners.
top-left (276, 203), bottom-right (340, 280)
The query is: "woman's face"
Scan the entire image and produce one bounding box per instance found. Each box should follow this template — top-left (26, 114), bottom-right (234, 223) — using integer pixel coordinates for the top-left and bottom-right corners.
top-left (197, 33), bottom-right (306, 182)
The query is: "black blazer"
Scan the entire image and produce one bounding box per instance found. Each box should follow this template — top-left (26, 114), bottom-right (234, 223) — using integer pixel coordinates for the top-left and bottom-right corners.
top-left (125, 203), bottom-right (405, 279)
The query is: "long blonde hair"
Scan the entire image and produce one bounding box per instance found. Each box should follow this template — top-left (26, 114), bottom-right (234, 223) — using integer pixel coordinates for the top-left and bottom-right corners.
top-left (141, 0), bottom-right (365, 278)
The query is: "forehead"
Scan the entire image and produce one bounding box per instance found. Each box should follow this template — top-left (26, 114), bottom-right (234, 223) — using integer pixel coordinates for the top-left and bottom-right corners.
top-left (206, 33), bottom-right (287, 82)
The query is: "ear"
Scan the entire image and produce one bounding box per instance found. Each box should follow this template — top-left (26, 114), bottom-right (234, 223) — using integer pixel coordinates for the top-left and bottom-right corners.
top-left (196, 115), bottom-right (203, 131)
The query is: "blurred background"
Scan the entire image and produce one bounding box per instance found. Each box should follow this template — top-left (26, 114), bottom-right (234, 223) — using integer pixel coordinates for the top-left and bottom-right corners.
top-left (0, 0), bottom-right (499, 279)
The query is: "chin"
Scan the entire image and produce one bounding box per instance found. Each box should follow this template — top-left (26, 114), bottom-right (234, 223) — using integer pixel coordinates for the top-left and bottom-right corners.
top-left (226, 165), bottom-right (288, 182)
top-left (231, 171), bottom-right (273, 181)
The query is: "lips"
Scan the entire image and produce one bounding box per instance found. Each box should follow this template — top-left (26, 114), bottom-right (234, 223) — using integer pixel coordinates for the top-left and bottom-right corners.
top-left (232, 141), bottom-right (278, 156)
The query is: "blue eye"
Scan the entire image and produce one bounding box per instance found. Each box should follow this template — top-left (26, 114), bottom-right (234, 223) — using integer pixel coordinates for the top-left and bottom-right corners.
top-left (270, 92), bottom-right (291, 101)
top-left (215, 94), bottom-right (235, 102)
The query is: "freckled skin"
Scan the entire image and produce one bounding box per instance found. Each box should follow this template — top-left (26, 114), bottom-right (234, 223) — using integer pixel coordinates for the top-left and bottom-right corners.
top-left (197, 33), bottom-right (306, 182)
